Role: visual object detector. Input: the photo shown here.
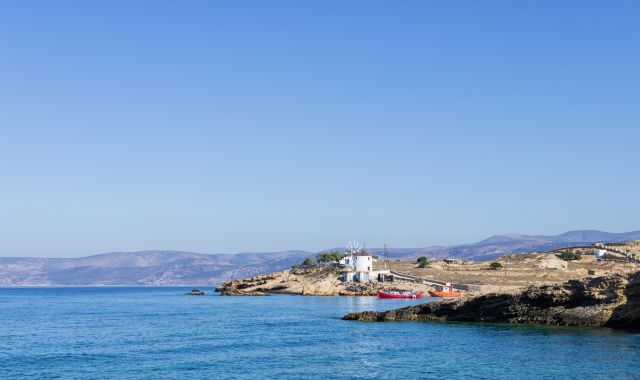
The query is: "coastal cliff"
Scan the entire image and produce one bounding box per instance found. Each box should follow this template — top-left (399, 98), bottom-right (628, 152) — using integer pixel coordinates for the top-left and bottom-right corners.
top-left (343, 271), bottom-right (640, 329)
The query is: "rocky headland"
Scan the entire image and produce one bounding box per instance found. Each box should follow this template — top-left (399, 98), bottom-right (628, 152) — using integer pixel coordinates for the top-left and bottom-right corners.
top-left (217, 250), bottom-right (638, 297)
top-left (343, 270), bottom-right (640, 330)
top-left (215, 264), bottom-right (435, 296)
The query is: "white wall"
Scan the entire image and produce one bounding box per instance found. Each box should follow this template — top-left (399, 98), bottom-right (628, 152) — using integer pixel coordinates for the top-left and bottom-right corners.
top-left (354, 255), bottom-right (372, 272)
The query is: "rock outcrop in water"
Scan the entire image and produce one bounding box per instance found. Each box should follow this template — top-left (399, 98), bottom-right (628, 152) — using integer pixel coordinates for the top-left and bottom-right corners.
top-left (343, 271), bottom-right (640, 330)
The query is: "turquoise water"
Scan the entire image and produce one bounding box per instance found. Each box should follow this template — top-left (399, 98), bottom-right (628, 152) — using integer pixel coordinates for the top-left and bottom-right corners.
top-left (0, 287), bottom-right (638, 379)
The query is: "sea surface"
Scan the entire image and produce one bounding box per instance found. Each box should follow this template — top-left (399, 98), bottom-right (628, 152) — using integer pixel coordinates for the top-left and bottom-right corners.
top-left (0, 287), bottom-right (638, 379)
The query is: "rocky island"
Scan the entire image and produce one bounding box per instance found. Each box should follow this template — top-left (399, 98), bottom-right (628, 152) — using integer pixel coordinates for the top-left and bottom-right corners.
top-left (343, 270), bottom-right (639, 330)
top-left (217, 244), bottom-right (638, 297)
top-left (342, 241), bottom-right (640, 330)
top-left (219, 241), bottom-right (640, 330)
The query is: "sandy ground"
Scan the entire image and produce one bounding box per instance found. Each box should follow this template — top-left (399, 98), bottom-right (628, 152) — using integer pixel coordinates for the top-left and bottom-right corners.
top-left (389, 252), bottom-right (637, 292)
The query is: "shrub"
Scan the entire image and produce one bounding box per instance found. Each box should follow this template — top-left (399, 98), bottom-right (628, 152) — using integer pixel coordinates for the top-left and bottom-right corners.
top-left (489, 262), bottom-right (503, 270)
top-left (417, 256), bottom-right (429, 268)
top-left (316, 250), bottom-right (343, 263)
top-left (291, 264), bottom-right (300, 269)
top-left (558, 252), bottom-right (582, 261)
top-left (302, 257), bottom-right (315, 266)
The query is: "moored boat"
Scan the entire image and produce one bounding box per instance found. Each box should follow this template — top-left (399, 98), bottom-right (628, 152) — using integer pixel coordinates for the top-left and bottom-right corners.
top-left (428, 290), bottom-right (464, 297)
top-left (184, 289), bottom-right (206, 296)
top-left (428, 283), bottom-right (464, 297)
top-left (377, 290), bottom-right (423, 299)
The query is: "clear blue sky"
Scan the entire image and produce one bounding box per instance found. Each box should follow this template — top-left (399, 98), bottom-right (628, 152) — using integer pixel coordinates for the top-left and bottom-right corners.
top-left (1, 1), bottom-right (638, 257)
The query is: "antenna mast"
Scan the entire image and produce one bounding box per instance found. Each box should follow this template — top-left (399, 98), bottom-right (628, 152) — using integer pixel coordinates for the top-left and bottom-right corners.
top-left (383, 244), bottom-right (390, 270)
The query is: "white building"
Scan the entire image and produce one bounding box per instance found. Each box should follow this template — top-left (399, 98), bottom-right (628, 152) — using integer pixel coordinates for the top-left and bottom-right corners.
top-left (339, 254), bottom-right (354, 266)
top-left (354, 254), bottom-right (373, 272)
top-left (594, 249), bottom-right (607, 260)
top-left (339, 241), bottom-right (390, 283)
top-left (341, 252), bottom-right (388, 283)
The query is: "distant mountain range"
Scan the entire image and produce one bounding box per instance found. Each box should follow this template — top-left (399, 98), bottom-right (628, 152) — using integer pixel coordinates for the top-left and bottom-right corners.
top-left (383, 230), bottom-right (640, 262)
top-left (0, 250), bottom-right (309, 286)
top-left (1, 230), bottom-right (638, 286)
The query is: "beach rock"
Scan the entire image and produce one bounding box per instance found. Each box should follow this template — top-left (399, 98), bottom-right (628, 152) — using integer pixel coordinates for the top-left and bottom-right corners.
top-left (343, 271), bottom-right (640, 330)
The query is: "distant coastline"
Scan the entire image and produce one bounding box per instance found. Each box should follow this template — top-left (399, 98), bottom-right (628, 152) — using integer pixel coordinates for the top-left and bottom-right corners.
top-left (1, 230), bottom-right (639, 286)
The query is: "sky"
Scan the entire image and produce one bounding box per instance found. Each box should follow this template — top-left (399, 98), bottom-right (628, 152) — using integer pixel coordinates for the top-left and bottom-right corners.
top-left (1, 1), bottom-right (639, 257)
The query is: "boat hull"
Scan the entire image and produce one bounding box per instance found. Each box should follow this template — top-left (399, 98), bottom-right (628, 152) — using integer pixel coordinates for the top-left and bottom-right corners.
top-left (428, 290), bottom-right (464, 297)
top-left (377, 291), bottom-right (423, 299)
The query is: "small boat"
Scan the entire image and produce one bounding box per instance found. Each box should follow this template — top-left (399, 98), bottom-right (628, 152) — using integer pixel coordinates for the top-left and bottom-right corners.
top-left (377, 290), bottom-right (423, 299)
top-left (184, 289), bottom-right (206, 296)
top-left (428, 283), bottom-right (464, 298)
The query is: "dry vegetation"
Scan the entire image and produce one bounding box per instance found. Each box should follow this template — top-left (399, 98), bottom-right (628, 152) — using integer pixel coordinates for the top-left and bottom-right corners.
top-left (390, 250), bottom-right (637, 293)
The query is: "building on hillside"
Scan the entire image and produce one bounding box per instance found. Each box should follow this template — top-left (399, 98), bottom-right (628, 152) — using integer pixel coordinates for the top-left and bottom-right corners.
top-left (594, 249), bottom-right (607, 260)
top-left (339, 241), bottom-right (390, 283)
top-left (339, 255), bottom-right (354, 267)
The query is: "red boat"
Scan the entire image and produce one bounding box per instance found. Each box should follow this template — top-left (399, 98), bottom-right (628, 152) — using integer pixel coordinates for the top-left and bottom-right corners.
top-left (377, 290), bottom-right (423, 299)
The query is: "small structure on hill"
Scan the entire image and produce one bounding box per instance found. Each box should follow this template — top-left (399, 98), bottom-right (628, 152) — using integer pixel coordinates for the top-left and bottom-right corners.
top-left (340, 241), bottom-right (390, 283)
top-left (594, 249), bottom-right (607, 260)
top-left (339, 255), bottom-right (353, 266)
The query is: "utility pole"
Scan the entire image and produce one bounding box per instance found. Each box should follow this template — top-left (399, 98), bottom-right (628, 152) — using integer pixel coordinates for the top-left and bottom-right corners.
top-left (383, 244), bottom-right (390, 270)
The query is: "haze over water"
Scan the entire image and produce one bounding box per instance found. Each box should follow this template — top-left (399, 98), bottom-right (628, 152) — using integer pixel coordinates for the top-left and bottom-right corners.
top-left (1, 287), bottom-right (638, 379)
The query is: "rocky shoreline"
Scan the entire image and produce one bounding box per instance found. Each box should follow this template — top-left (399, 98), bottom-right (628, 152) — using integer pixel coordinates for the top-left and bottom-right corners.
top-left (343, 271), bottom-right (640, 330)
top-left (215, 264), bottom-right (435, 296)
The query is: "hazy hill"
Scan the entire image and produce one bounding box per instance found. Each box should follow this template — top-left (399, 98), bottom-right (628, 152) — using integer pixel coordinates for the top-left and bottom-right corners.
top-left (0, 250), bottom-right (311, 286)
top-left (393, 230), bottom-right (640, 261)
top-left (0, 230), bottom-right (638, 285)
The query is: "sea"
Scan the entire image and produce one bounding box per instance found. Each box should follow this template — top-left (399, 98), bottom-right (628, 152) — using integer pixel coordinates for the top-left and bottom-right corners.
top-left (0, 287), bottom-right (638, 379)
